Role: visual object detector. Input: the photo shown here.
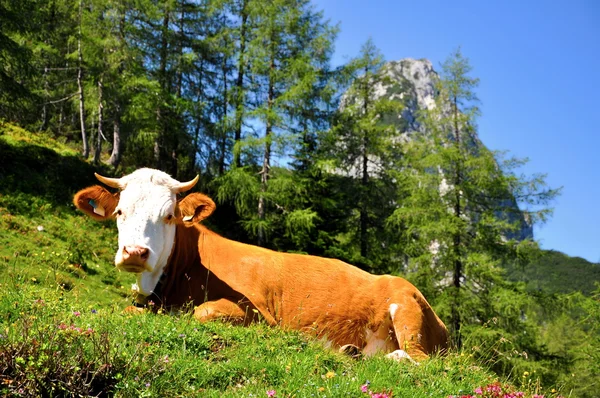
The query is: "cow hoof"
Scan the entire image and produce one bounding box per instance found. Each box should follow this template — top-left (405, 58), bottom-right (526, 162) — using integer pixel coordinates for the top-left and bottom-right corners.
top-left (339, 344), bottom-right (362, 358)
top-left (385, 349), bottom-right (418, 365)
top-left (123, 305), bottom-right (146, 314)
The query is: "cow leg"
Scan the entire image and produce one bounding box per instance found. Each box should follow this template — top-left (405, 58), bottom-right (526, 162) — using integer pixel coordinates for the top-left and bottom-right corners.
top-left (387, 299), bottom-right (432, 362)
top-left (193, 298), bottom-right (252, 325)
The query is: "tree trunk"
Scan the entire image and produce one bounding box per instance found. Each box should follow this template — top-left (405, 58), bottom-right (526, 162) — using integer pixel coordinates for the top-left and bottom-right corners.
top-left (77, 0), bottom-right (89, 158)
top-left (192, 59), bottom-right (204, 161)
top-left (108, 9), bottom-right (125, 168)
top-left (233, 0), bottom-right (248, 168)
top-left (108, 102), bottom-right (122, 167)
top-left (93, 78), bottom-right (103, 164)
top-left (257, 46), bottom-right (275, 247)
top-left (175, 0), bottom-right (184, 99)
top-left (218, 53), bottom-right (228, 175)
top-left (155, 4), bottom-right (170, 169)
top-left (39, 66), bottom-right (49, 131)
top-left (451, 94), bottom-right (463, 349)
top-left (359, 66), bottom-right (370, 259)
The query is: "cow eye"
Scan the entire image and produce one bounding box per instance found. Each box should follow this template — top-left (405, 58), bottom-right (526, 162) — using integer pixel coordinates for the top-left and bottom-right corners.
top-left (166, 214), bottom-right (173, 221)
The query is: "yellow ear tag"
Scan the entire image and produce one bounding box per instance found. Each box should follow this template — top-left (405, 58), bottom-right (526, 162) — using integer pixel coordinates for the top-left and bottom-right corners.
top-left (89, 199), bottom-right (106, 217)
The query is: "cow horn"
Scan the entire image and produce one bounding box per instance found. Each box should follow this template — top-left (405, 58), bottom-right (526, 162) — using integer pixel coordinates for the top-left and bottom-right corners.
top-left (94, 172), bottom-right (123, 189)
top-left (173, 175), bottom-right (199, 193)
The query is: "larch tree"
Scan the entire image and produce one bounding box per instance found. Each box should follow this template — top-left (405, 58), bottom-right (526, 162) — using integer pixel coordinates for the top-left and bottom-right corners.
top-left (325, 39), bottom-right (402, 271)
top-left (388, 48), bottom-right (560, 348)
top-left (216, 0), bottom-right (336, 247)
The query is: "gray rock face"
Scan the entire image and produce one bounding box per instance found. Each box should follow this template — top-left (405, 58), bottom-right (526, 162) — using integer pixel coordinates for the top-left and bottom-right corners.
top-left (342, 58), bottom-right (533, 241)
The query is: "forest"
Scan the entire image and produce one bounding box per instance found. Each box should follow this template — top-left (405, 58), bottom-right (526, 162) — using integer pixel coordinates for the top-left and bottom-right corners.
top-left (1, 0), bottom-right (599, 396)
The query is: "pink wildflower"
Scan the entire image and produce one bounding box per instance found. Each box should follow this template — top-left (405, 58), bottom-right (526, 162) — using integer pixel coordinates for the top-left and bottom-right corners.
top-left (474, 387), bottom-right (483, 395)
top-left (73, 311), bottom-right (81, 316)
top-left (532, 395), bottom-right (544, 398)
top-left (361, 384), bottom-right (369, 393)
top-left (266, 390), bottom-right (276, 397)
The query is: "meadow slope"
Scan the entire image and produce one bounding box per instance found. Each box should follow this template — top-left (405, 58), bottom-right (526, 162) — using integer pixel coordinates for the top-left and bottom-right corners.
top-left (0, 123), bottom-right (566, 397)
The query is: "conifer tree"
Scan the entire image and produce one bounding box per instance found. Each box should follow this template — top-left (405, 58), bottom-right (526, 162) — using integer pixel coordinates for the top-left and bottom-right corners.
top-left (325, 39), bottom-right (402, 271)
top-left (216, 0), bottom-right (336, 247)
top-left (388, 49), bottom-right (560, 347)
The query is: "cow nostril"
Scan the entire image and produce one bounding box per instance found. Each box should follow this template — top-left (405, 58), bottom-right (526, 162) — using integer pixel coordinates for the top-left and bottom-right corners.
top-left (123, 246), bottom-right (149, 261)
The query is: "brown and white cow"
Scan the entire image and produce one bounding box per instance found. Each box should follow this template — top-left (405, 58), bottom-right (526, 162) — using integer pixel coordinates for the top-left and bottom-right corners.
top-left (73, 168), bottom-right (448, 361)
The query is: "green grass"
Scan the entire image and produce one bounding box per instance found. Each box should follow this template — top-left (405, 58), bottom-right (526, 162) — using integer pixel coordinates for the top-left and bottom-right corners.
top-left (3, 280), bottom-right (553, 397)
top-left (0, 122), bottom-right (566, 397)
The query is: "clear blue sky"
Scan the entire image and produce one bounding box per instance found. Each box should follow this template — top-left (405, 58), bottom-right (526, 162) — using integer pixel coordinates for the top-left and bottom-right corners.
top-left (313, 0), bottom-right (600, 263)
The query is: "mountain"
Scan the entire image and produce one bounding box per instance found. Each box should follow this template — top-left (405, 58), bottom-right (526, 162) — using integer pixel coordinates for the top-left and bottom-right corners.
top-left (341, 58), bottom-right (534, 241)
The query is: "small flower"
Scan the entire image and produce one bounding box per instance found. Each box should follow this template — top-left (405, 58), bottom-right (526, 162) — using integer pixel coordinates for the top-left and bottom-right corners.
top-left (474, 387), bottom-right (483, 395)
top-left (325, 371), bottom-right (335, 379)
top-left (266, 390), bottom-right (276, 397)
top-left (91, 309), bottom-right (97, 314)
top-left (179, 334), bottom-right (186, 338)
top-left (73, 311), bottom-right (81, 317)
top-left (145, 382), bottom-right (151, 388)
top-left (318, 387), bottom-right (325, 392)
top-left (361, 384), bottom-right (369, 393)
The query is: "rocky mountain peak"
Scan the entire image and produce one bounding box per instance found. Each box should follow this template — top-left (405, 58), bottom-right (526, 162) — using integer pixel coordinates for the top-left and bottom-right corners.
top-left (340, 57), bottom-right (534, 241)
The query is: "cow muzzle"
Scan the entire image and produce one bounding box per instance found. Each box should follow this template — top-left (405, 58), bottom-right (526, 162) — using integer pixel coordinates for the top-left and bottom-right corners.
top-left (118, 245), bottom-right (152, 273)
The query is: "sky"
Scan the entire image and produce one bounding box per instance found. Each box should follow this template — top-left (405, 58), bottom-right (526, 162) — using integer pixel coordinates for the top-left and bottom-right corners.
top-left (312, 0), bottom-right (600, 263)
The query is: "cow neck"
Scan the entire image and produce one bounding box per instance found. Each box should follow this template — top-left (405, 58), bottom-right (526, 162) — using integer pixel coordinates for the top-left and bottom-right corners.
top-left (133, 223), bottom-right (199, 309)
top-left (133, 272), bottom-right (167, 308)
top-left (196, 224), bottom-right (233, 274)
top-left (195, 224), bottom-right (264, 290)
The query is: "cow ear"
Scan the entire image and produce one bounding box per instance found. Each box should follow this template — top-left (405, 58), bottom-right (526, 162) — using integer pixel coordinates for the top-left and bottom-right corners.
top-left (73, 185), bottom-right (119, 221)
top-left (178, 193), bottom-right (216, 223)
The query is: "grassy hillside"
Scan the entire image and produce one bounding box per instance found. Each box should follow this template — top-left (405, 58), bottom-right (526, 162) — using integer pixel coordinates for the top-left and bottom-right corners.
top-left (0, 122), bottom-right (135, 309)
top-left (504, 250), bottom-right (600, 295)
top-left (0, 123), bottom-right (566, 397)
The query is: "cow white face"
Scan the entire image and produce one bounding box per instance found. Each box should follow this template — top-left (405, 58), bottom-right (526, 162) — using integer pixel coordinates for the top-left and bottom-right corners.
top-left (73, 168), bottom-right (199, 296)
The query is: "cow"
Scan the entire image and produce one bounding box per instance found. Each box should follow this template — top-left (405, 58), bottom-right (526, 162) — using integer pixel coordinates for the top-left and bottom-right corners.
top-left (73, 168), bottom-right (448, 361)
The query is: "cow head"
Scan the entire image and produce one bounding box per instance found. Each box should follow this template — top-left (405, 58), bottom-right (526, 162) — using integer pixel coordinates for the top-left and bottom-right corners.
top-left (73, 168), bottom-right (214, 296)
